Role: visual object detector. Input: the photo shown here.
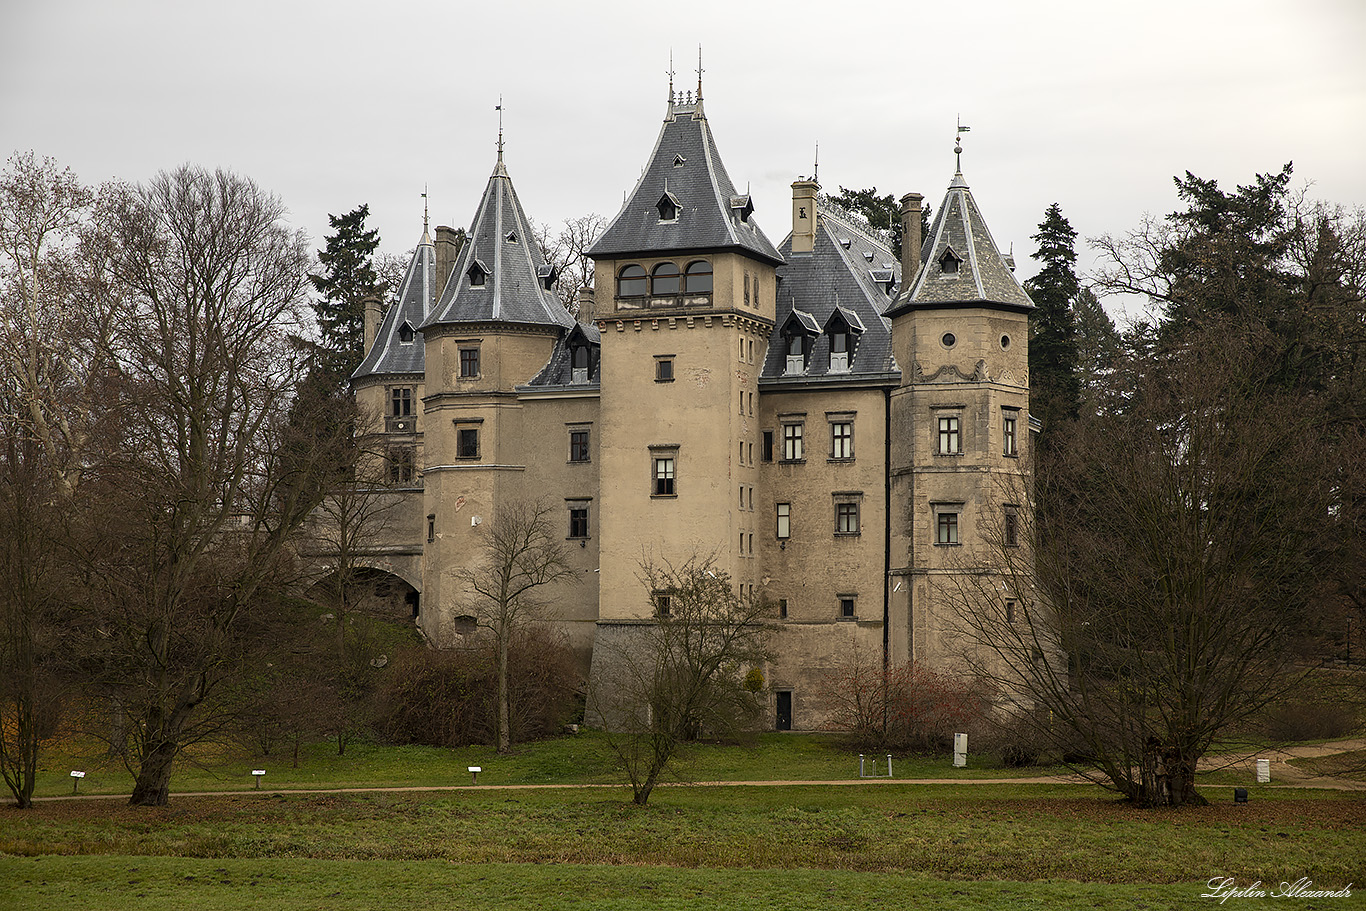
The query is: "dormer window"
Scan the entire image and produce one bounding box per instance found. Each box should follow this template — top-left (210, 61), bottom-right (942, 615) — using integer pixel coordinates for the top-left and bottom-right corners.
top-left (785, 333), bottom-right (808, 375)
top-left (571, 345), bottom-right (590, 384)
top-left (618, 264), bottom-right (646, 297)
top-left (537, 263), bottom-right (558, 290)
top-left (467, 259), bottom-right (489, 287)
top-left (398, 322), bottom-right (415, 344)
top-left (780, 307), bottom-right (820, 375)
top-left (830, 330), bottom-right (851, 372)
top-left (730, 195), bottom-right (754, 224)
top-left (505, 231), bottom-right (518, 244)
top-left (824, 307), bottom-right (864, 373)
top-left (651, 262), bottom-right (680, 295)
top-left (656, 191), bottom-right (679, 222)
top-left (672, 155), bottom-right (686, 168)
top-left (939, 249), bottom-right (962, 275)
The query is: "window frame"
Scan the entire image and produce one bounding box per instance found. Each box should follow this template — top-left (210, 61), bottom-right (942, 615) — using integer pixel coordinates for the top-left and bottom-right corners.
top-left (684, 259), bottom-right (712, 293)
top-left (937, 414), bottom-right (961, 455)
top-left (567, 501), bottom-right (590, 540)
top-left (838, 595), bottom-right (857, 620)
top-left (776, 502), bottom-right (791, 539)
top-left (617, 264), bottom-right (647, 297)
top-left (829, 419), bottom-right (854, 461)
top-left (459, 346), bottom-right (481, 378)
top-left (781, 422), bottom-right (804, 462)
top-left (456, 426), bottom-right (480, 460)
top-left (651, 450), bottom-right (677, 497)
top-left (569, 428), bottom-right (590, 463)
top-left (388, 446), bottom-right (415, 484)
top-left (655, 356), bottom-right (674, 382)
top-left (650, 261), bottom-right (681, 296)
top-left (390, 386), bottom-right (413, 417)
top-left (1002, 408), bottom-right (1019, 457)
top-left (934, 506), bottom-right (961, 545)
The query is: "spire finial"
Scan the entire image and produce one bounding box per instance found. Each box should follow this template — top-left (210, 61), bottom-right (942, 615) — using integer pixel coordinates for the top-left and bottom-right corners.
top-left (422, 185), bottom-right (429, 234)
top-left (496, 97), bottom-right (505, 162)
top-left (696, 45), bottom-right (704, 101)
top-left (667, 50), bottom-right (675, 104)
top-left (955, 115), bottom-right (971, 173)
top-left (814, 140), bottom-right (820, 183)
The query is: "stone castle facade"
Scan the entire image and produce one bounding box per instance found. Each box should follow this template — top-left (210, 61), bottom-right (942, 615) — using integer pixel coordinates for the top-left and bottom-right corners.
top-left (348, 86), bottom-right (1034, 730)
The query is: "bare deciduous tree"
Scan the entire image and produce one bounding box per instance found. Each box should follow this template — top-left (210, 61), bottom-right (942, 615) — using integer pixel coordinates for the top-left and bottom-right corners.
top-left (457, 498), bottom-right (576, 754)
top-left (599, 555), bottom-right (772, 805)
top-left (948, 326), bottom-right (1338, 807)
top-left (75, 165), bottom-right (334, 807)
top-left (534, 214), bottom-right (604, 315)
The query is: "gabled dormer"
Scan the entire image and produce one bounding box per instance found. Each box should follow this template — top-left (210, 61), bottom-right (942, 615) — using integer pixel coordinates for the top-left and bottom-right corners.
top-left (823, 304), bottom-right (865, 373)
top-left (779, 306), bottom-right (820, 375)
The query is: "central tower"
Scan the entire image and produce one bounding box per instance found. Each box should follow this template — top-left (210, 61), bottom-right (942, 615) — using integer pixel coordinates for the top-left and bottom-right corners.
top-left (588, 86), bottom-right (784, 623)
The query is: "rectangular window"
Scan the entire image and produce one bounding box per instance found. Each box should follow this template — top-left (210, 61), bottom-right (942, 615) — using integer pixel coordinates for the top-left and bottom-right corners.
top-left (390, 387), bottom-right (413, 417)
top-left (762, 431), bottom-right (774, 462)
top-left (457, 427), bottom-right (479, 459)
top-left (782, 423), bottom-right (804, 461)
top-left (739, 485), bottom-right (745, 509)
top-left (568, 503), bottom-right (589, 539)
top-left (830, 421), bottom-right (853, 460)
top-left (1004, 508), bottom-right (1019, 547)
top-left (778, 598), bottom-right (789, 619)
top-left (938, 415), bottom-right (961, 454)
top-left (1005, 599), bottom-right (1017, 623)
top-left (1003, 411), bottom-right (1019, 457)
top-left (776, 502), bottom-right (790, 539)
top-left (427, 513), bottom-right (435, 543)
top-left (839, 596), bottom-right (856, 619)
top-left (459, 347), bottom-right (480, 378)
top-left (653, 456), bottom-right (675, 496)
top-left (569, 429), bottom-right (590, 462)
top-left (656, 357), bottom-right (674, 382)
top-left (937, 510), bottom-right (959, 545)
top-left (389, 446), bottom-right (414, 484)
top-left (654, 591), bottom-right (672, 618)
top-left (747, 486), bottom-right (753, 510)
top-left (738, 441), bottom-right (744, 465)
top-left (836, 501), bottom-right (859, 535)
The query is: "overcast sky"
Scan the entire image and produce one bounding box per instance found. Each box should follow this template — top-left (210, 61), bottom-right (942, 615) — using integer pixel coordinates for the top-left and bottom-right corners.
top-left (3, 0), bottom-right (1363, 303)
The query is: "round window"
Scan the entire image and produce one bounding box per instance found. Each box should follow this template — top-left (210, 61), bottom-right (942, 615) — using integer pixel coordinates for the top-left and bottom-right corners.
top-left (1000, 334), bottom-right (1011, 349)
top-left (941, 332), bottom-right (956, 348)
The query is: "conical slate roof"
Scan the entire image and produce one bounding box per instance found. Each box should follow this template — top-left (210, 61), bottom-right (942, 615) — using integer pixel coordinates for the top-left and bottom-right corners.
top-left (423, 153), bottom-right (574, 330)
top-left (762, 199), bottom-right (900, 382)
top-left (888, 168), bottom-right (1033, 316)
top-left (352, 228), bottom-right (436, 379)
top-left (589, 97), bottom-right (783, 265)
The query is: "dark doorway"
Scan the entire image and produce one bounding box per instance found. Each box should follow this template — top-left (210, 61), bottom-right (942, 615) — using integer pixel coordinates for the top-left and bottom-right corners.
top-left (775, 691), bottom-right (792, 731)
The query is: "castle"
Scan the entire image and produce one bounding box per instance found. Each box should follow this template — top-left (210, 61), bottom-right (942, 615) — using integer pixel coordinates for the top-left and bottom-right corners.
top-left (347, 82), bottom-right (1034, 730)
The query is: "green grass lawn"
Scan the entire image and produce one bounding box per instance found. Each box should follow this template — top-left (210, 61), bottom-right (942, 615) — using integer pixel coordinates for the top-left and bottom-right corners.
top-left (6, 734), bottom-right (1362, 911)
top-left (29, 731), bottom-right (1074, 799)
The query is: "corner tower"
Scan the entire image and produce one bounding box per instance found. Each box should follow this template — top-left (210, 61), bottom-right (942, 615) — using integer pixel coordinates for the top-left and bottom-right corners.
top-left (588, 84), bottom-right (784, 623)
top-left (885, 141), bottom-right (1033, 671)
top-left (417, 148), bottom-right (575, 643)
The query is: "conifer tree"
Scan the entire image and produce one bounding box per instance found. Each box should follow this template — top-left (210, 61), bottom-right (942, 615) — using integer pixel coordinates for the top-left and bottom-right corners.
top-left (309, 205), bottom-right (380, 378)
top-left (1023, 203), bottom-right (1082, 441)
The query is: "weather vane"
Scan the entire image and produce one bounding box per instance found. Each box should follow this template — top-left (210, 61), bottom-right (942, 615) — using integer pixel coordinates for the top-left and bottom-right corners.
top-left (696, 46), bottom-right (704, 101)
top-left (496, 97), bottom-right (505, 157)
top-left (955, 115), bottom-right (971, 170)
top-left (422, 185), bottom-right (429, 233)
top-left (667, 50), bottom-right (675, 103)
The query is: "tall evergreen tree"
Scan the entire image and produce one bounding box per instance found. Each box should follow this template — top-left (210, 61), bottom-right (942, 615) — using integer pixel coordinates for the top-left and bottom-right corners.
top-left (309, 205), bottom-right (380, 378)
top-left (1023, 203), bottom-right (1082, 440)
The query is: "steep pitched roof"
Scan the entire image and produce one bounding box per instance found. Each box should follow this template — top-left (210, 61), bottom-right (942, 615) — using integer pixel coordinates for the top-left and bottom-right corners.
top-left (588, 98), bottom-right (783, 265)
top-left (888, 168), bottom-right (1033, 316)
top-left (761, 199), bottom-right (901, 382)
top-left (423, 154), bottom-right (574, 330)
top-left (523, 321), bottom-right (602, 388)
top-left (352, 228), bottom-right (436, 379)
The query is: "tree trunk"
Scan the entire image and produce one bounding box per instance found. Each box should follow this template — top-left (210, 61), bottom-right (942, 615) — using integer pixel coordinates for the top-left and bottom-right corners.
top-left (129, 739), bottom-right (178, 807)
top-left (497, 633), bottom-right (511, 754)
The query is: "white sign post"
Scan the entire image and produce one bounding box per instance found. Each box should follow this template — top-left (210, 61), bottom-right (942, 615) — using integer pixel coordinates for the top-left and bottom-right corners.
top-left (70, 770), bottom-right (86, 795)
top-left (252, 770), bottom-right (266, 789)
top-left (953, 733), bottom-right (968, 768)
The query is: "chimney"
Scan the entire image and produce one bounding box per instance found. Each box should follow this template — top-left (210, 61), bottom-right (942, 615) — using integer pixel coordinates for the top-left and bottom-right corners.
top-left (899, 192), bottom-right (924, 286)
top-left (435, 225), bottom-right (464, 299)
top-left (576, 286), bottom-right (596, 324)
top-left (362, 292), bottom-right (382, 354)
top-left (790, 179), bottom-right (819, 254)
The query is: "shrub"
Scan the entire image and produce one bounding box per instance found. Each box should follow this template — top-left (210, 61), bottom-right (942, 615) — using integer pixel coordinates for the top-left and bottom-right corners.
top-left (1263, 700), bottom-right (1360, 742)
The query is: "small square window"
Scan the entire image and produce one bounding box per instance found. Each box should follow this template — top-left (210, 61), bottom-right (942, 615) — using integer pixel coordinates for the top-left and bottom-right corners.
top-left (654, 591), bottom-right (672, 617)
top-left (569, 429), bottom-right (590, 462)
top-left (656, 358), bottom-right (674, 382)
top-left (457, 427), bottom-right (479, 459)
top-left (568, 504), bottom-right (589, 539)
top-left (938, 415), bottom-right (961, 454)
top-left (653, 456), bottom-right (676, 496)
top-left (839, 597), bottom-right (856, 619)
top-left (460, 347), bottom-right (480, 378)
top-left (936, 511), bottom-right (959, 545)
top-left (835, 501), bottom-right (860, 535)
top-left (782, 423), bottom-right (804, 461)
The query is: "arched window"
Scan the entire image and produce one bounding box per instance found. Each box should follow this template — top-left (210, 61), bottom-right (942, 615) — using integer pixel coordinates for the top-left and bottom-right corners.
top-left (684, 260), bottom-right (712, 293)
top-left (617, 264), bottom-right (646, 297)
top-left (651, 262), bottom-right (680, 295)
